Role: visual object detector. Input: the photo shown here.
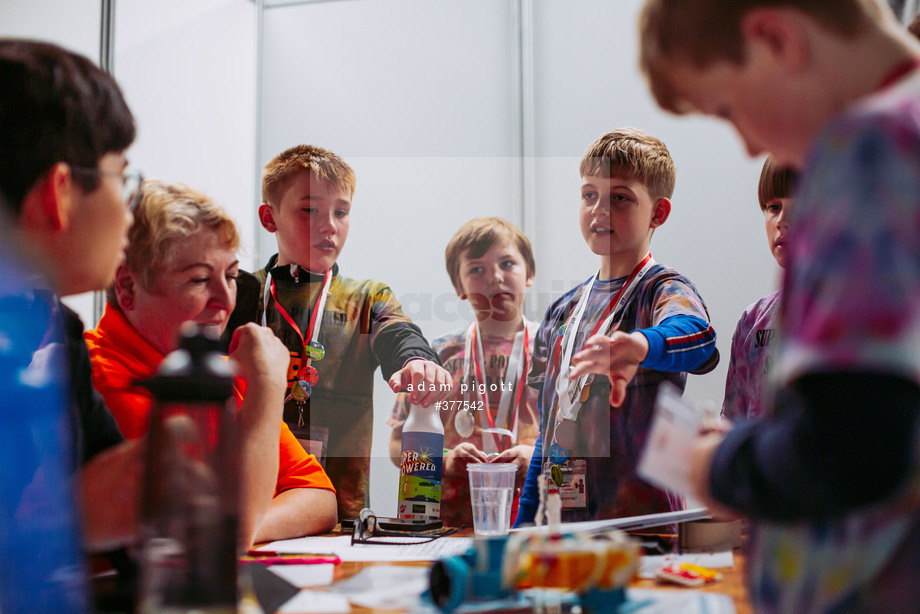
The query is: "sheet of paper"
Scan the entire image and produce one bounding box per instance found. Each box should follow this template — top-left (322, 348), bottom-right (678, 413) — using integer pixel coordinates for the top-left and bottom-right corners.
top-left (637, 382), bottom-right (704, 496)
top-left (268, 563), bottom-right (335, 588)
top-left (638, 550), bottom-right (735, 579)
top-left (627, 588), bottom-right (736, 613)
top-left (277, 589), bottom-right (350, 613)
top-left (256, 534), bottom-right (473, 562)
top-left (328, 566), bottom-right (430, 610)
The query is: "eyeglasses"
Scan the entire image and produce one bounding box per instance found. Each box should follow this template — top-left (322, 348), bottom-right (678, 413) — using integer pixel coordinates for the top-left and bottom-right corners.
top-left (351, 509), bottom-right (459, 546)
top-left (70, 166), bottom-right (144, 212)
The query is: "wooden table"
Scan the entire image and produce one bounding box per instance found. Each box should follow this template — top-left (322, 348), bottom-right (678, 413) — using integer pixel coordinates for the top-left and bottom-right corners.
top-left (302, 530), bottom-right (753, 614)
top-left (630, 553), bottom-right (751, 614)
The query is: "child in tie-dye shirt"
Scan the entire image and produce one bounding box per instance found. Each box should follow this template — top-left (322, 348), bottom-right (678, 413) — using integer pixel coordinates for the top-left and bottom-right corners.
top-left (722, 157), bottom-right (797, 421)
top-left (515, 128), bottom-right (718, 525)
top-left (641, 1), bottom-right (920, 611)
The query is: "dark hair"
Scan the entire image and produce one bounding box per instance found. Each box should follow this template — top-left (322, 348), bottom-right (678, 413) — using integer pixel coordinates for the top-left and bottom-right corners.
top-left (0, 39), bottom-right (136, 214)
top-left (758, 156), bottom-right (799, 210)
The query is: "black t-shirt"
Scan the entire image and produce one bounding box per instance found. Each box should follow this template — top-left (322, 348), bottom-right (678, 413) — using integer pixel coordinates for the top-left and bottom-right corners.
top-left (60, 303), bottom-right (124, 464)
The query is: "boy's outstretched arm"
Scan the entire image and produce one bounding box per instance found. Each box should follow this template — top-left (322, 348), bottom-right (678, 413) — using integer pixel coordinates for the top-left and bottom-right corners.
top-left (368, 296), bottom-right (451, 406)
top-left (570, 331), bottom-right (648, 407)
top-left (570, 314), bottom-right (716, 406)
top-left (372, 319), bottom-right (441, 377)
top-left (387, 358), bottom-right (453, 407)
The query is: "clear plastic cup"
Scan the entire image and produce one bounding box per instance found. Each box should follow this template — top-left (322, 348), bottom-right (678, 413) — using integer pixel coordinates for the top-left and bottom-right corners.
top-left (467, 463), bottom-right (516, 536)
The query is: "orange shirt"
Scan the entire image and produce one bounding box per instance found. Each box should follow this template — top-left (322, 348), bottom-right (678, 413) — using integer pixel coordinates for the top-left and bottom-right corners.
top-left (84, 304), bottom-right (333, 496)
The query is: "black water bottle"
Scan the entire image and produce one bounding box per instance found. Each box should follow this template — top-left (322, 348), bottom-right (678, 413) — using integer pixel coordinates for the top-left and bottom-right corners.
top-left (137, 325), bottom-right (239, 613)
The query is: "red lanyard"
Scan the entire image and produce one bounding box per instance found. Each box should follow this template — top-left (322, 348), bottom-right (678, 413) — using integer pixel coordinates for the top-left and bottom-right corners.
top-left (468, 322), bottom-right (531, 450)
top-left (550, 252), bottom-right (654, 373)
top-left (268, 268), bottom-right (332, 365)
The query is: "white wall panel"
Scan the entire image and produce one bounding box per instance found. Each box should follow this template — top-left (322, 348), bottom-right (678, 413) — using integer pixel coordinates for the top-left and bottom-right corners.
top-left (0, 0), bottom-right (100, 60)
top-left (2, 0), bottom-right (259, 323)
top-left (114, 0), bottom-right (258, 267)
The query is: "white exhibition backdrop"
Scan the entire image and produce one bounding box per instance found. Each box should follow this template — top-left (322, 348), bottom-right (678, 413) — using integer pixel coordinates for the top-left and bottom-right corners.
top-left (4, 0), bottom-right (779, 518)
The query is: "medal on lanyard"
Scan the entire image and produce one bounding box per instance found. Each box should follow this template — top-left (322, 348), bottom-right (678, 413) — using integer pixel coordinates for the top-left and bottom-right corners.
top-left (267, 267), bottom-right (333, 427)
top-left (455, 407), bottom-right (476, 439)
top-left (455, 322), bottom-right (488, 439)
top-left (550, 253), bottom-right (655, 453)
top-left (455, 319), bottom-right (530, 456)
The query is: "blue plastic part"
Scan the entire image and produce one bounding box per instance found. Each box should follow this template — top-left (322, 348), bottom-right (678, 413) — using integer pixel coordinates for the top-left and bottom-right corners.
top-left (579, 586), bottom-right (627, 613)
top-left (474, 535), bottom-right (508, 572)
top-left (430, 553), bottom-right (471, 612)
top-left (427, 534), bottom-right (636, 613)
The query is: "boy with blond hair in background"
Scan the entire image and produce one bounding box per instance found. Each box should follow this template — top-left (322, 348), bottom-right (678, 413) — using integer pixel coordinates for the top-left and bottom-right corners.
top-left (388, 217), bottom-right (540, 528)
top-left (640, 0), bottom-right (920, 610)
top-left (515, 128), bottom-right (718, 525)
top-left (226, 145), bottom-right (451, 520)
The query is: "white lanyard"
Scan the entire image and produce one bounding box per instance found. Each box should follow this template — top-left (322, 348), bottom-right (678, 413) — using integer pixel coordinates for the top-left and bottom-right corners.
top-left (554, 253), bottom-right (656, 422)
top-left (460, 318), bottom-right (529, 455)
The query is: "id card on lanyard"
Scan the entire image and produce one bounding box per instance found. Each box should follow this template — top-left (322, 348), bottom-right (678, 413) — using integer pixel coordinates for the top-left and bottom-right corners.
top-left (542, 458), bottom-right (587, 509)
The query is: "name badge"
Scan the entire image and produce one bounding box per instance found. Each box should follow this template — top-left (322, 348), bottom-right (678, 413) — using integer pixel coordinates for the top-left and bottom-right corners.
top-left (543, 458), bottom-right (587, 509)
